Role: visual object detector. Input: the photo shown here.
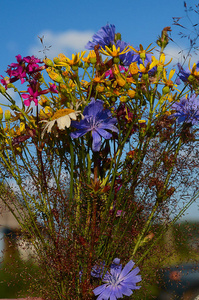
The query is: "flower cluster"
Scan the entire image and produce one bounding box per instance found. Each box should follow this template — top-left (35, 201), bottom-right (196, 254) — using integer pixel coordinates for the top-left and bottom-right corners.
top-left (0, 23), bottom-right (198, 300)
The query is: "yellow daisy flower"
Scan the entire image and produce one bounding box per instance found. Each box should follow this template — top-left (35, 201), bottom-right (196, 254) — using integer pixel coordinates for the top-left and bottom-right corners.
top-left (129, 43), bottom-right (155, 60)
top-left (152, 53), bottom-right (172, 72)
top-left (100, 44), bottom-right (129, 57)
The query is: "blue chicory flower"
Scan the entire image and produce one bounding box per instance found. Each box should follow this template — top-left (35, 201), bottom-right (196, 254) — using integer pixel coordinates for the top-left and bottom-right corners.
top-left (176, 63), bottom-right (191, 84)
top-left (171, 94), bottom-right (199, 125)
top-left (71, 98), bottom-right (118, 152)
top-left (116, 40), bottom-right (134, 66)
top-left (176, 61), bottom-right (199, 84)
top-left (85, 24), bottom-right (116, 50)
top-left (93, 259), bottom-right (141, 300)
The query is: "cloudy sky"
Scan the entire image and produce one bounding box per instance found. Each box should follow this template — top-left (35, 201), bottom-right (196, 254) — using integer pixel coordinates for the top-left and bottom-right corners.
top-left (0, 0), bottom-right (199, 220)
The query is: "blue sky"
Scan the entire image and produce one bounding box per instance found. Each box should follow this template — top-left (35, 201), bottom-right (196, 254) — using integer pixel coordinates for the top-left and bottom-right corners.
top-left (0, 0), bottom-right (198, 220)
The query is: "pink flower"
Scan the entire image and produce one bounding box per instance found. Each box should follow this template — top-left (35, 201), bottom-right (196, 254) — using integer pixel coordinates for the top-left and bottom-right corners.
top-left (21, 87), bottom-right (40, 106)
top-left (105, 65), bottom-right (128, 79)
top-left (23, 55), bottom-right (42, 72)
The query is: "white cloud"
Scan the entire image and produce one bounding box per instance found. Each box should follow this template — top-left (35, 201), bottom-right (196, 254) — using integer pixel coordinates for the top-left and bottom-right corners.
top-left (29, 29), bottom-right (94, 59)
top-left (163, 45), bottom-right (199, 67)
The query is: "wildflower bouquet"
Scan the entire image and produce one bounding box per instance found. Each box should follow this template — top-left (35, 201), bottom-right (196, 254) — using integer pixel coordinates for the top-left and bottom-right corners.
top-left (0, 24), bottom-right (199, 299)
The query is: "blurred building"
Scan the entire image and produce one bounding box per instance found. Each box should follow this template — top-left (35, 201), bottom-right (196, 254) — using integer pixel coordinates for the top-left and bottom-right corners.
top-left (0, 199), bottom-right (35, 261)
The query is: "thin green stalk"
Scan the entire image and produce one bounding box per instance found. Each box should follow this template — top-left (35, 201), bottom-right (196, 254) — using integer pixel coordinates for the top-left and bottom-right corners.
top-left (131, 201), bottom-right (159, 258)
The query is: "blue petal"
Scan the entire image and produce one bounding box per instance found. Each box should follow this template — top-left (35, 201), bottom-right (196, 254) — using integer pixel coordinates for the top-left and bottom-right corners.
top-left (92, 130), bottom-right (101, 151)
top-left (93, 284), bottom-right (107, 296)
top-left (84, 99), bottom-right (103, 117)
top-left (119, 260), bottom-right (134, 279)
top-left (70, 129), bottom-right (89, 138)
top-left (96, 128), bottom-right (112, 139)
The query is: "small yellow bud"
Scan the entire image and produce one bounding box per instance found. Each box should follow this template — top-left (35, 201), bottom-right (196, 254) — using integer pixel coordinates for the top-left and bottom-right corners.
top-left (120, 96), bottom-right (128, 103)
top-left (96, 84), bottom-right (105, 93)
top-left (113, 57), bottom-right (120, 64)
top-left (116, 75), bottom-right (126, 87)
top-left (162, 86), bottom-right (170, 95)
top-left (53, 57), bottom-right (60, 64)
top-left (0, 85), bottom-right (6, 94)
top-left (43, 58), bottom-right (54, 67)
top-left (140, 52), bottom-right (146, 60)
top-left (127, 89), bottom-right (136, 98)
top-left (90, 57), bottom-right (97, 64)
top-left (20, 122), bottom-right (26, 133)
top-left (157, 65), bottom-right (164, 72)
top-left (72, 65), bottom-right (79, 71)
top-left (188, 74), bottom-right (195, 82)
top-left (0, 107), bottom-right (3, 121)
top-left (129, 62), bottom-right (139, 75)
top-left (46, 68), bottom-right (64, 83)
top-left (4, 110), bottom-right (11, 121)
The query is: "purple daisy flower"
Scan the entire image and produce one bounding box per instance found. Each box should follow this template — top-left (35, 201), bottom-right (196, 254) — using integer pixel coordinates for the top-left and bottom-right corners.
top-left (93, 259), bottom-right (141, 300)
top-left (71, 98), bottom-right (118, 152)
top-left (171, 94), bottom-right (199, 125)
top-left (85, 24), bottom-right (115, 50)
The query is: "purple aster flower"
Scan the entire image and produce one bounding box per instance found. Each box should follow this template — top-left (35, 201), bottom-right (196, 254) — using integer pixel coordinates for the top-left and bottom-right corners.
top-left (171, 94), bottom-right (199, 125)
top-left (71, 98), bottom-right (118, 152)
top-left (93, 259), bottom-right (141, 300)
top-left (85, 24), bottom-right (115, 50)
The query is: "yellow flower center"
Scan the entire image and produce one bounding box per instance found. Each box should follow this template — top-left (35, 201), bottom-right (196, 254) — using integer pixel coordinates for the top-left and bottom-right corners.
top-left (51, 109), bottom-right (75, 120)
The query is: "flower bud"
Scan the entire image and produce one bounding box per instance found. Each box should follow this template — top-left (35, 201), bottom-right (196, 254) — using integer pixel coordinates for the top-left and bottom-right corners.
top-left (188, 74), bottom-right (195, 83)
top-left (113, 57), bottom-right (120, 64)
top-left (84, 62), bottom-right (90, 68)
top-left (140, 52), bottom-right (146, 60)
top-left (90, 57), bottom-right (97, 64)
top-left (0, 85), bottom-right (6, 94)
top-left (0, 107), bottom-right (3, 121)
top-left (4, 110), bottom-right (11, 121)
top-left (156, 27), bottom-right (171, 50)
top-left (46, 69), bottom-right (64, 83)
top-left (115, 32), bottom-right (121, 41)
top-left (43, 58), bottom-right (54, 67)
top-left (20, 122), bottom-right (26, 133)
top-left (120, 96), bottom-right (128, 103)
top-left (96, 84), bottom-right (105, 93)
top-left (72, 65), bottom-right (79, 71)
top-left (127, 89), bottom-right (136, 98)
top-left (53, 57), bottom-right (60, 64)
top-left (162, 86), bottom-right (170, 95)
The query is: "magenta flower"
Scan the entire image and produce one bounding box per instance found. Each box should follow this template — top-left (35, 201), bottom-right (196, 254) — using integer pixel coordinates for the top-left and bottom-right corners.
top-left (71, 98), bottom-right (118, 152)
top-left (40, 83), bottom-right (58, 95)
top-left (105, 65), bottom-right (128, 80)
top-left (21, 87), bottom-right (40, 106)
top-left (23, 55), bottom-right (42, 72)
top-left (93, 259), bottom-right (141, 300)
top-left (1, 55), bottom-right (44, 88)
